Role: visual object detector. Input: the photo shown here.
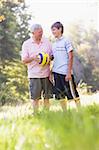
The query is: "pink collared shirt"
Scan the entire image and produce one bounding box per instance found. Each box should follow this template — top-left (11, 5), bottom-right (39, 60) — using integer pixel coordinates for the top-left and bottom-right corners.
top-left (21, 37), bottom-right (52, 78)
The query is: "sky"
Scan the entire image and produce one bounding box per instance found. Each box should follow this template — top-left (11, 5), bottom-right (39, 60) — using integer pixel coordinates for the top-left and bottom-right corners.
top-left (25, 0), bottom-right (99, 36)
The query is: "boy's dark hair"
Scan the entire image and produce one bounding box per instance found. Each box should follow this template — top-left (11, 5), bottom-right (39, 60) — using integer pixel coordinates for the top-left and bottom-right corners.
top-left (51, 21), bottom-right (64, 34)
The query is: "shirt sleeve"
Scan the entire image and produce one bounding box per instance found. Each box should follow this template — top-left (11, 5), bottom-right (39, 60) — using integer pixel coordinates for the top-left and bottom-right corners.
top-left (65, 39), bottom-right (74, 53)
top-left (47, 41), bottom-right (53, 56)
top-left (21, 42), bottom-right (29, 61)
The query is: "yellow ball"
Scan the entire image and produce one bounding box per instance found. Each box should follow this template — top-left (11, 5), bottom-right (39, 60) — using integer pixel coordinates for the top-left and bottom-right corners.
top-left (37, 52), bottom-right (50, 66)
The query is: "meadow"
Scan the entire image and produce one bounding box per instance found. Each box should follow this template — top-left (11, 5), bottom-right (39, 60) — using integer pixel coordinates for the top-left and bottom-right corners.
top-left (0, 93), bottom-right (99, 150)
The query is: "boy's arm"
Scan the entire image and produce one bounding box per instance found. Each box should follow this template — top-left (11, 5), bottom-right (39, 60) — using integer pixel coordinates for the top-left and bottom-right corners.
top-left (65, 50), bottom-right (73, 81)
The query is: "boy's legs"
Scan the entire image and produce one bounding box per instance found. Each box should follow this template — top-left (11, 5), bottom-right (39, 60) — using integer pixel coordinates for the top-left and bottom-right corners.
top-left (74, 97), bottom-right (80, 107)
top-left (64, 75), bottom-right (81, 108)
top-left (53, 73), bottom-right (67, 111)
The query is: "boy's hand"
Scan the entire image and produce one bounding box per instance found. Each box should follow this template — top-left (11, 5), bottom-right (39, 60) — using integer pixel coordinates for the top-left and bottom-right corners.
top-left (50, 55), bottom-right (54, 60)
top-left (65, 73), bottom-right (72, 81)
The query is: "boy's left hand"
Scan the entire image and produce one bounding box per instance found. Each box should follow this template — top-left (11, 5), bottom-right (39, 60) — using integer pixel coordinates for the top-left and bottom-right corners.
top-left (65, 73), bottom-right (72, 81)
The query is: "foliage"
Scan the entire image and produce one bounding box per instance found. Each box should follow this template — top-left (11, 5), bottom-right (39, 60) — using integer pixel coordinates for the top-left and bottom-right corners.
top-left (67, 22), bottom-right (99, 90)
top-left (0, 61), bottom-right (29, 104)
top-left (0, 0), bottom-right (31, 67)
top-left (0, 0), bottom-right (31, 103)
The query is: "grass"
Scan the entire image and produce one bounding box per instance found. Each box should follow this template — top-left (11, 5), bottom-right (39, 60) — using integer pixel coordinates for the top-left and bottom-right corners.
top-left (0, 103), bottom-right (99, 150)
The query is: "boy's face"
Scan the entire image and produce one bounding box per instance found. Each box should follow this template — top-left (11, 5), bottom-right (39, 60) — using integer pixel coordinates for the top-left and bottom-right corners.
top-left (51, 27), bottom-right (62, 38)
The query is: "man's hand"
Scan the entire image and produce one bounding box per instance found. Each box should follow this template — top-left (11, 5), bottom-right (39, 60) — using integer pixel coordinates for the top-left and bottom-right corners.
top-left (35, 54), bottom-right (40, 62)
top-left (22, 55), bottom-right (38, 64)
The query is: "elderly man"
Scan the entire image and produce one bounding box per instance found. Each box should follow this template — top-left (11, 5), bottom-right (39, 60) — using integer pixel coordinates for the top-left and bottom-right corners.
top-left (21, 24), bottom-right (52, 113)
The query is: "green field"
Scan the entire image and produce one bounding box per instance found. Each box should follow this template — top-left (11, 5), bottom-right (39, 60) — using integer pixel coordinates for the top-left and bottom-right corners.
top-left (0, 103), bottom-right (99, 150)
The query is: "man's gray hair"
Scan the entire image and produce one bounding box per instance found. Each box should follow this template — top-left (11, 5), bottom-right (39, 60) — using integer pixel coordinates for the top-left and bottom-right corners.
top-left (30, 24), bottom-right (42, 32)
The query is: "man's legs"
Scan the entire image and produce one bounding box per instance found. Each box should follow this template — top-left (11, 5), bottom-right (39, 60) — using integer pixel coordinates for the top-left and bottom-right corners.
top-left (44, 99), bottom-right (50, 110)
top-left (31, 99), bottom-right (39, 113)
top-left (60, 99), bottom-right (67, 111)
top-left (31, 99), bottom-right (50, 113)
top-left (29, 78), bottom-right (41, 113)
top-left (42, 78), bottom-right (52, 111)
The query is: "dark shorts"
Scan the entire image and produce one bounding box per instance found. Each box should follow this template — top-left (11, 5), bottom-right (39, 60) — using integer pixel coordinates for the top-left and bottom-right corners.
top-left (29, 77), bottom-right (53, 100)
top-left (53, 72), bottom-right (79, 100)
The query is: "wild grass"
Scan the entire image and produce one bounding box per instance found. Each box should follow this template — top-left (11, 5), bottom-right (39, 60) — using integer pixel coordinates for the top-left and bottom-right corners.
top-left (0, 103), bottom-right (99, 150)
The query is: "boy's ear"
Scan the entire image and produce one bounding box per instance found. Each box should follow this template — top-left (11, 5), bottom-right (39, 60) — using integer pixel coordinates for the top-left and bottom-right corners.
top-left (59, 27), bottom-right (62, 33)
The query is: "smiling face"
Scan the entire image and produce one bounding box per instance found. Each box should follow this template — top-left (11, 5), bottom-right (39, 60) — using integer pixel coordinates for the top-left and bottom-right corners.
top-left (51, 22), bottom-right (64, 38)
top-left (51, 27), bottom-right (62, 38)
top-left (33, 28), bottom-right (43, 40)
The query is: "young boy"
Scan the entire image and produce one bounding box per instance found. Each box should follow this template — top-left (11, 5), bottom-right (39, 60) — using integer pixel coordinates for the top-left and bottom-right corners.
top-left (51, 21), bottom-right (80, 110)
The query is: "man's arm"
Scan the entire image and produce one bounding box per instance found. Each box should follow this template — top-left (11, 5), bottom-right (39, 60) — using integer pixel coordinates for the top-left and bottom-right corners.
top-left (22, 56), bottom-right (34, 64)
top-left (21, 42), bottom-right (37, 64)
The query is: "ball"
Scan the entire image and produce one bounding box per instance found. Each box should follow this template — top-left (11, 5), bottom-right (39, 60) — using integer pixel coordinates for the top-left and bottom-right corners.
top-left (37, 52), bottom-right (50, 66)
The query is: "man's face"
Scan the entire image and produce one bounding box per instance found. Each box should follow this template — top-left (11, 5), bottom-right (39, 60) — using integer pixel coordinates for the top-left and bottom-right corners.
top-left (51, 27), bottom-right (61, 38)
top-left (33, 28), bottom-right (43, 39)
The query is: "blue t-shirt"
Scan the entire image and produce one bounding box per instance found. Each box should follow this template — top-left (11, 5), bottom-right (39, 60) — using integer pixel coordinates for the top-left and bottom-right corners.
top-left (52, 36), bottom-right (73, 75)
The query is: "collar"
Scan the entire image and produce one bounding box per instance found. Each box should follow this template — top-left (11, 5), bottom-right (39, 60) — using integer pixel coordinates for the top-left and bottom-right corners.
top-left (56, 36), bottom-right (64, 41)
top-left (30, 37), bottom-right (43, 44)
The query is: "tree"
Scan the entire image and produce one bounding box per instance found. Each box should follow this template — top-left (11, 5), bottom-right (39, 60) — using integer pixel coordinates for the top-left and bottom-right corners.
top-left (0, 0), bottom-right (31, 68)
top-left (67, 22), bottom-right (99, 90)
top-left (0, 0), bottom-right (31, 103)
